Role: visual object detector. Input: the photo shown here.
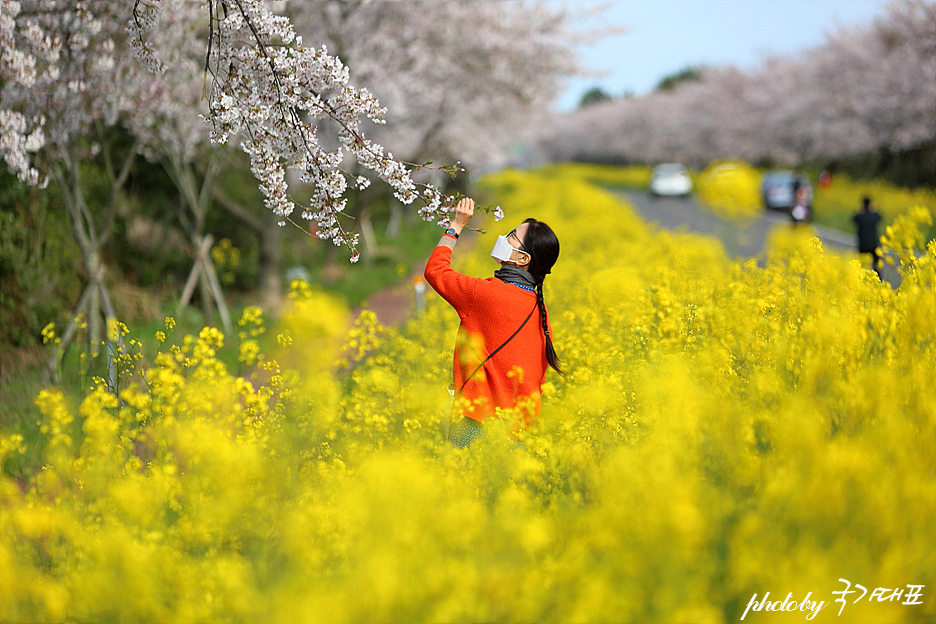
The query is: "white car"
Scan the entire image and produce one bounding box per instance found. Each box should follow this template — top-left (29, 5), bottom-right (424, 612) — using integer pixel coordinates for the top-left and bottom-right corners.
top-left (649, 163), bottom-right (693, 197)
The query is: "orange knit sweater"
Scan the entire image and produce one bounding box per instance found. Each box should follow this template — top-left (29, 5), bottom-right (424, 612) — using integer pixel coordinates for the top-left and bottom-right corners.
top-left (424, 242), bottom-right (550, 424)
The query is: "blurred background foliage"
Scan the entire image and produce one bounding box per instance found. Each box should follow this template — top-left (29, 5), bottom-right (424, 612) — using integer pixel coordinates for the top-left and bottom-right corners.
top-left (0, 124), bottom-right (443, 363)
top-left (1, 171), bottom-right (82, 352)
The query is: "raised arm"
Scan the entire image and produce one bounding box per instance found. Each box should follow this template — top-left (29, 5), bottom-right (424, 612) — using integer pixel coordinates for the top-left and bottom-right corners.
top-left (434, 197), bottom-right (475, 251)
top-left (424, 197), bottom-right (480, 303)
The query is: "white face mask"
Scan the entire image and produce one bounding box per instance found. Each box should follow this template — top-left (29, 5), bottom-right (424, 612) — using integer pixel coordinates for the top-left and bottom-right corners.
top-left (490, 235), bottom-right (528, 263)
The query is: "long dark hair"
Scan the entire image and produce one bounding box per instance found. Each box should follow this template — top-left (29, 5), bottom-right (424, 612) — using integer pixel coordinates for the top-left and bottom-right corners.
top-left (520, 218), bottom-right (562, 375)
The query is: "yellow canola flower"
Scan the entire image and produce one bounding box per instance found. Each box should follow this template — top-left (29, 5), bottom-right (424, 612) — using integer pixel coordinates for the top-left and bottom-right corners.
top-left (0, 433), bottom-right (26, 463)
top-left (238, 339), bottom-right (261, 366)
top-left (696, 159), bottom-right (762, 222)
top-left (237, 305), bottom-right (266, 339)
top-left (879, 205), bottom-right (933, 268)
top-left (3, 166), bottom-right (934, 624)
top-left (40, 322), bottom-right (60, 345)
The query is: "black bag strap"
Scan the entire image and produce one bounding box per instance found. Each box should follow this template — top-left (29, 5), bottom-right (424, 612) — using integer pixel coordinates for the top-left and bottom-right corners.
top-left (455, 301), bottom-right (538, 397)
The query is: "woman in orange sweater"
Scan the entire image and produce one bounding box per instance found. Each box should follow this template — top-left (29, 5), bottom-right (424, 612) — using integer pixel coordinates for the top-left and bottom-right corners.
top-left (424, 197), bottom-right (562, 447)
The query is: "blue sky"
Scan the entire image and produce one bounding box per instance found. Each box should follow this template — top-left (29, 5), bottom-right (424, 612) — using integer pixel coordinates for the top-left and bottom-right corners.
top-left (551, 0), bottom-right (894, 111)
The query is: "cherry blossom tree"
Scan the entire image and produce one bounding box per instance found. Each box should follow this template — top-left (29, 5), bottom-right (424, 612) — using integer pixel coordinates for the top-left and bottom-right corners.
top-left (815, 0), bottom-right (936, 154)
top-left (278, 0), bottom-right (578, 253)
top-left (1, 0), bottom-right (149, 376)
top-left (284, 0), bottom-right (577, 168)
top-left (3, 0), bottom-right (583, 356)
top-left (132, 0), bottom-right (577, 289)
top-left (126, 0), bottom-right (581, 261)
top-left (124, 2), bottom-right (290, 315)
top-left (129, 0), bottom-right (512, 265)
top-left (540, 0), bottom-right (935, 173)
top-left (125, 1), bottom-right (239, 329)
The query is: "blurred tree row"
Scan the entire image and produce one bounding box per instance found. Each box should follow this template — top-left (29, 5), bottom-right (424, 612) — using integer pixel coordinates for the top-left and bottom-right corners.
top-left (546, 0), bottom-right (935, 188)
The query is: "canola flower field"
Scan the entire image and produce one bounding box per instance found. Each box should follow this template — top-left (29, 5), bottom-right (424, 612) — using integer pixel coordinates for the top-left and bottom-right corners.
top-left (2, 168), bottom-right (935, 623)
top-left (811, 174), bottom-right (936, 240)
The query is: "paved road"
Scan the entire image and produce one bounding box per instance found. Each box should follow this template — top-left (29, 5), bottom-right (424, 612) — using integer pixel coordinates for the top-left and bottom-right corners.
top-left (620, 191), bottom-right (902, 287)
top-left (622, 191), bottom-right (855, 257)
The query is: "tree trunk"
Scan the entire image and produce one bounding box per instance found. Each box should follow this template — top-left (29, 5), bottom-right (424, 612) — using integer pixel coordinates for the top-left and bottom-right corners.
top-left (360, 206), bottom-right (379, 257)
top-left (211, 185), bottom-right (284, 316)
top-left (259, 211), bottom-right (283, 315)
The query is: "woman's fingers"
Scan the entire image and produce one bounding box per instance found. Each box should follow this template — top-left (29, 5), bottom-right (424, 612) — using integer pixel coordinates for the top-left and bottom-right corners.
top-left (458, 197), bottom-right (474, 214)
top-left (454, 197), bottom-right (474, 226)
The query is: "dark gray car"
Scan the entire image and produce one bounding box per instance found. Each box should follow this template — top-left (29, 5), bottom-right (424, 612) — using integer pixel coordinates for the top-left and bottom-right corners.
top-left (761, 170), bottom-right (811, 212)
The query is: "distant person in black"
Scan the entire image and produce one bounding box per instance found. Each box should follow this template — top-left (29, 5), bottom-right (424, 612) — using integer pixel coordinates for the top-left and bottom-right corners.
top-left (790, 182), bottom-right (811, 225)
top-left (853, 196), bottom-right (883, 278)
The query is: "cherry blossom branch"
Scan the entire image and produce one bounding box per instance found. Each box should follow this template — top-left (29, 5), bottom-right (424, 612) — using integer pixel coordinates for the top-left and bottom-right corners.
top-left (208, 0), bottom-right (364, 255)
top-left (130, 0), bottom-right (501, 263)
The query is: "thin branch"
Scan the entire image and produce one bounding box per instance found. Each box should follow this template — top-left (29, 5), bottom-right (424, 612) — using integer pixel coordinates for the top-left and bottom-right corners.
top-left (49, 159), bottom-right (92, 258)
top-left (209, 185), bottom-right (263, 232)
top-left (68, 146), bottom-right (98, 247)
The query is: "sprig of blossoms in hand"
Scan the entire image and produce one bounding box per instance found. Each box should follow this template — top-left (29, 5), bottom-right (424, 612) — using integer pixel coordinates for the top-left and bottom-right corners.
top-left (422, 187), bottom-right (504, 234)
top-left (130, 0), bottom-right (492, 262)
top-left (409, 162), bottom-right (502, 231)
